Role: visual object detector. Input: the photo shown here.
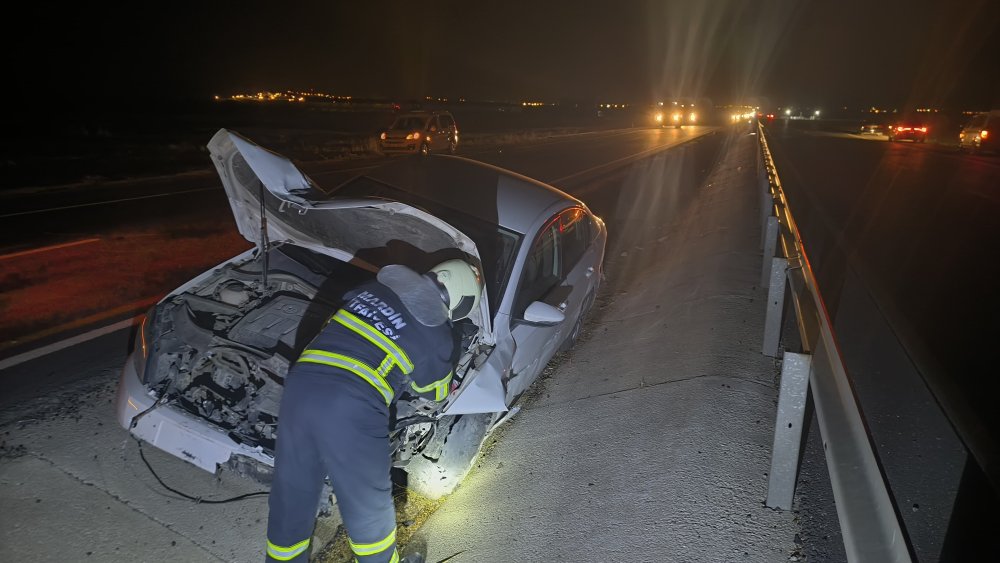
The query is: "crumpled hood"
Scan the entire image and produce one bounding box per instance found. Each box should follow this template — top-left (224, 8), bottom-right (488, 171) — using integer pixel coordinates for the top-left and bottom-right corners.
top-left (207, 128), bottom-right (481, 270)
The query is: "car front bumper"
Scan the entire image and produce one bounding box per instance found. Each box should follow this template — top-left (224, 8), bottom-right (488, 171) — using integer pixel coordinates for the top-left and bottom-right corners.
top-left (380, 140), bottom-right (420, 154)
top-left (115, 353), bottom-right (275, 474)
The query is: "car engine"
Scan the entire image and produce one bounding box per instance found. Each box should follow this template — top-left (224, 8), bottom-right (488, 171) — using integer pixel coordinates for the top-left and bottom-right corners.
top-left (144, 246), bottom-right (359, 453)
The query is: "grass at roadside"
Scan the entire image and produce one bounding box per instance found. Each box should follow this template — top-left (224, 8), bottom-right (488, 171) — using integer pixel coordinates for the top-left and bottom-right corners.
top-left (315, 488), bottom-right (445, 563)
top-left (0, 227), bottom-right (250, 352)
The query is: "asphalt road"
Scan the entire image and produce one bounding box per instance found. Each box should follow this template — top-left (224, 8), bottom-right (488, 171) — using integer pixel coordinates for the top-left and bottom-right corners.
top-left (764, 120), bottom-right (1000, 561)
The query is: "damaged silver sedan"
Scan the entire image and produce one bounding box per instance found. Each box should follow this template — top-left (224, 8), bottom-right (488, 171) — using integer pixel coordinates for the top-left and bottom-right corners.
top-left (115, 129), bottom-right (606, 498)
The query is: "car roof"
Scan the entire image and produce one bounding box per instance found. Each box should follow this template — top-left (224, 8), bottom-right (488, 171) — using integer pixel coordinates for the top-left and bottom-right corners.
top-left (331, 155), bottom-right (583, 234)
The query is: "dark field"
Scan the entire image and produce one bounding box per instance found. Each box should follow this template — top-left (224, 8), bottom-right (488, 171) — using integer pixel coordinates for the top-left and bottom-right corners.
top-left (0, 99), bottom-right (646, 190)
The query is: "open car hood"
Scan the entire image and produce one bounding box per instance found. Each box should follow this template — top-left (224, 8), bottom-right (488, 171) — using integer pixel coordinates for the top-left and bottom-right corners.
top-left (207, 130), bottom-right (504, 414)
top-left (208, 129), bottom-right (481, 271)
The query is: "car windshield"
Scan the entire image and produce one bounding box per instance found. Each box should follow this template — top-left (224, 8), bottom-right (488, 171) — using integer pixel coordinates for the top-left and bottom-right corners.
top-left (390, 116), bottom-right (429, 130)
top-left (327, 176), bottom-right (523, 316)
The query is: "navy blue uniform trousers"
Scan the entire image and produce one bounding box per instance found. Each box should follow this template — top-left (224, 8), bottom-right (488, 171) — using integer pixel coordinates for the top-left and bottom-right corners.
top-left (266, 368), bottom-right (396, 562)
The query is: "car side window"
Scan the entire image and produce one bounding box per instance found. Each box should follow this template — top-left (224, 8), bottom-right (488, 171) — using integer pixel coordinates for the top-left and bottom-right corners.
top-left (515, 220), bottom-right (561, 317)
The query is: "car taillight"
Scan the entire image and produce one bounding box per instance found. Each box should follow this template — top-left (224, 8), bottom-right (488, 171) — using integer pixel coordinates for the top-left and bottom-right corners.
top-left (982, 130), bottom-right (989, 139)
top-left (918, 127), bottom-right (927, 132)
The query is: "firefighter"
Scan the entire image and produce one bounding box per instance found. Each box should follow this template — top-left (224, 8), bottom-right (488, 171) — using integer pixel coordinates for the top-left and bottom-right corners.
top-left (264, 260), bottom-right (482, 563)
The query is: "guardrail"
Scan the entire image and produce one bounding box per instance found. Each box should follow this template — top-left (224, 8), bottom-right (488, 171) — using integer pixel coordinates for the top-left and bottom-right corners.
top-left (756, 120), bottom-right (913, 562)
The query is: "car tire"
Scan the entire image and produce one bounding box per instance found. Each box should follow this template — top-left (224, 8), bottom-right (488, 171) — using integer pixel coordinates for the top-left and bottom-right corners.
top-left (403, 412), bottom-right (495, 500)
top-left (420, 142), bottom-right (430, 157)
top-left (448, 139), bottom-right (457, 154)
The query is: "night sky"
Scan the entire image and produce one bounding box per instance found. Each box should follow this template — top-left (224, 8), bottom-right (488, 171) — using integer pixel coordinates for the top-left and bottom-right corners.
top-left (7, 0), bottom-right (999, 110)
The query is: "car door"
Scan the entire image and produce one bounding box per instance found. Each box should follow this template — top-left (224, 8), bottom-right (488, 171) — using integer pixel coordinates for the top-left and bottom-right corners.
top-left (556, 207), bottom-right (600, 332)
top-left (506, 208), bottom-right (593, 401)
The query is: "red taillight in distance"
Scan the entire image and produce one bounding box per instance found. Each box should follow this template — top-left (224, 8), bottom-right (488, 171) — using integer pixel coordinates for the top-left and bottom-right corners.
top-left (982, 130), bottom-right (990, 139)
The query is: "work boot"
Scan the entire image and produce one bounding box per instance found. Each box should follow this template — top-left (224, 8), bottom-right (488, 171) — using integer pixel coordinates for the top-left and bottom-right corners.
top-left (399, 553), bottom-right (425, 563)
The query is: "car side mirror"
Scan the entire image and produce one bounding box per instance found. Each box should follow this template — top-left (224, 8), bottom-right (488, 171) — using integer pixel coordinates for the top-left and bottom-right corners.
top-left (521, 301), bottom-right (565, 326)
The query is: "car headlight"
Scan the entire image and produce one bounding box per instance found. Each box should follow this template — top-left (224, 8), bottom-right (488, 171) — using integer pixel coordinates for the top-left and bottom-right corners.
top-left (406, 132), bottom-right (421, 140)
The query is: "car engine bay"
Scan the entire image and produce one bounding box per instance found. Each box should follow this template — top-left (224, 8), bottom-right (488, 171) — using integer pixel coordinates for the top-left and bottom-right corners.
top-left (140, 244), bottom-right (487, 461)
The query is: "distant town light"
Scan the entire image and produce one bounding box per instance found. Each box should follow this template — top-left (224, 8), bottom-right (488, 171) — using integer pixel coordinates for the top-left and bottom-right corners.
top-left (814, 110), bottom-right (821, 116)
top-left (785, 109), bottom-right (791, 116)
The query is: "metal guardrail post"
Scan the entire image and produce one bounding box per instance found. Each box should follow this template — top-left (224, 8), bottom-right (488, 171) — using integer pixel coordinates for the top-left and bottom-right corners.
top-left (762, 257), bottom-right (788, 357)
top-left (761, 216), bottom-right (779, 287)
top-left (759, 171), bottom-right (772, 249)
top-left (766, 352), bottom-right (812, 510)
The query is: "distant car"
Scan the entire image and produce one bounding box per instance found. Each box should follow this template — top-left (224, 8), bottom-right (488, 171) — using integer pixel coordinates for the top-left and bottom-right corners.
top-left (669, 104), bottom-right (698, 128)
top-left (959, 110), bottom-right (999, 153)
top-left (887, 117), bottom-right (928, 142)
top-left (379, 110), bottom-right (459, 156)
top-left (651, 101), bottom-right (699, 128)
top-left (116, 129), bottom-right (607, 499)
top-left (859, 119), bottom-right (887, 135)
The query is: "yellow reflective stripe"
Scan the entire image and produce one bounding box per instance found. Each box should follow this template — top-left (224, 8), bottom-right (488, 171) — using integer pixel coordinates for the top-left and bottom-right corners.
top-left (411, 370), bottom-right (452, 401)
top-left (298, 350), bottom-right (393, 405)
top-left (267, 538), bottom-right (310, 561)
top-left (334, 310), bottom-right (414, 373)
top-left (349, 528), bottom-right (397, 557)
top-left (376, 354), bottom-right (395, 378)
top-left (390, 549), bottom-right (400, 563)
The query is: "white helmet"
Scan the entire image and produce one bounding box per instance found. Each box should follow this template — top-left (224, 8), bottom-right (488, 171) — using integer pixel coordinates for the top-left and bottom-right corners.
top-left (429, 259), bottom-right (482, 321)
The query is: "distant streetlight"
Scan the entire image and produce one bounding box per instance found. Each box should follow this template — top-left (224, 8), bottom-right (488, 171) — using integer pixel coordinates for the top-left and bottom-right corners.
top-left (814, 110), bottom-right (821, 116)
top-left (785, 109), bottom-right (791, 116)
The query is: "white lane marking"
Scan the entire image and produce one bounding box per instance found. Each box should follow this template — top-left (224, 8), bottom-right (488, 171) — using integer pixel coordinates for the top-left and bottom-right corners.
top-left (0, 186), bottom-right (220, 218)
top-left (0, 238), bottom-right (101, 261)
top-left (0, 317), bottom-right (139, 371)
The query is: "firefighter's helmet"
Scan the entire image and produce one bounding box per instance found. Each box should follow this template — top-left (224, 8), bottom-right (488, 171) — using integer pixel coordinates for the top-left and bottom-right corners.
top-left (428, 260), bottom-right (482, 321)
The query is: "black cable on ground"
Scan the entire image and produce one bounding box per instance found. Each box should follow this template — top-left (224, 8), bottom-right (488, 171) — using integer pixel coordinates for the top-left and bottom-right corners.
top-left (136, 438), bottom-right (269, 504)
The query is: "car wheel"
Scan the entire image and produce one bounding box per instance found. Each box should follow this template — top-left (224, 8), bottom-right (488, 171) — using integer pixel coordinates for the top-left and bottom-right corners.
top-left (419, 142), bottom-right (430, 157)
top-left (403, 413), bottom-right (495, 499)
top-left (448, 139), bottom-right (457, 154)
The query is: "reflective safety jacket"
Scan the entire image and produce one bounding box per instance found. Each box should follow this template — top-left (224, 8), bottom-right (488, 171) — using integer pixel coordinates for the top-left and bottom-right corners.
top-left (296, 279), bottom-right (457, 406)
